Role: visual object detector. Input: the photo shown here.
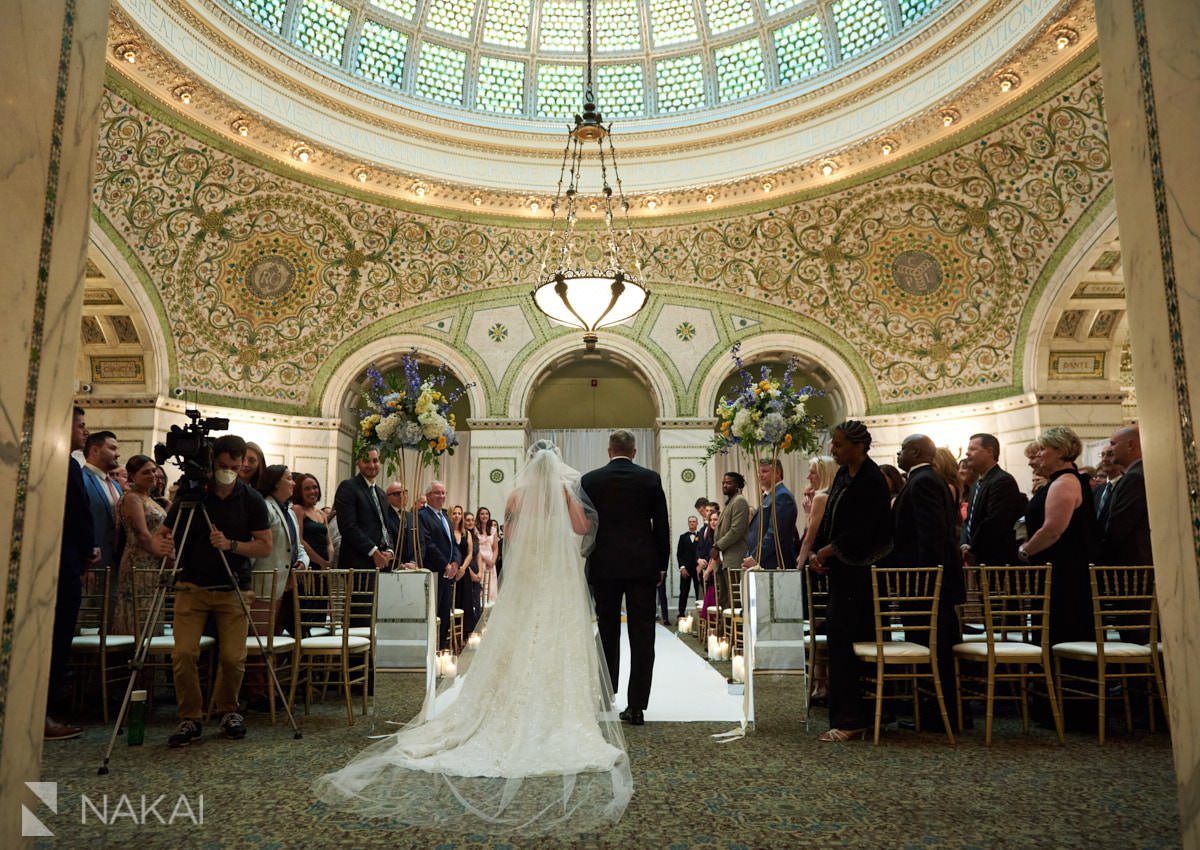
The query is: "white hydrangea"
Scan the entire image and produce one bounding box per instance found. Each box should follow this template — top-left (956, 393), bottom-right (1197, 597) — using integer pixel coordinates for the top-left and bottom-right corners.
top-left (375, 413), bottom-right (401, 443)
top-left (418, 410), bottom-right (447, 439)
top-left (400, 421), bottom-right (423, 446)
top-left (732, 408), bottom-right (761, 442)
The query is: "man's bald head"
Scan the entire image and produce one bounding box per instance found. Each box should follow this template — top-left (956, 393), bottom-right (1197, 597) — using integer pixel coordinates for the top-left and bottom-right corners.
top-left (1109, 424), bottom-right (1142, 467)
top-left (897, 434), bottom-right (937, 471)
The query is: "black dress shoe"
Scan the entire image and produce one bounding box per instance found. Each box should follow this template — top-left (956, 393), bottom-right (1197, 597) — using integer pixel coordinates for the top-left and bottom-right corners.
top-left (619, 708), bottom-right (645, 726)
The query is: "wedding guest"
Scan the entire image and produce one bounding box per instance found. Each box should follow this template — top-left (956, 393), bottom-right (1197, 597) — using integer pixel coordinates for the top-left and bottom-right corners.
top-left (291, 473), bottom-right (332, 569)
top-left (961, 433), bottom-right (1025, 566)
top-left (81, 430), bottom-right (123, 574)
top-left (888, 435), bottom-right (963, 729)
top-left (462, 512), bottom-right (482, 635)
top-left (152, 465), bottom-right (170, 509)
top-left (1094, 445), bottom-right (1125, 526)
top-left (796, 457), bottom-right (838, 568)
top-left (383, 482), bottom-right (417, 568)
top-left (1019, 427), bottom-right (1096, 645)
top-left (334, 448), bottom-right (395, 635)
top-left (113, 455), bottom-right (173, 637)
top-left (239, 441), bottom-right (266, 491)
top-left (476, 507), bottom-right (499, 605)
top-left (957, 459), bottom-right (977, 526)
top-left (255, 465), bottom-right (308, 615)
top-left (676, 516), bottom-right (701, 621)
top-left (879, 464), bottom-right (905, 506)
top-left (46, 407), bottom-right (94, 741)
top-left (933, 447), bottom-right (963, 507)
top-left (1102, 425), bottom-right (1151, 566)
top-left (326, 506), bottom-right (341, 568)
top-left (811, 421), bottom-right (893, 742)
top-left (742, 460), bottom-right (798, 570)
top-left (712, 472), bottom-right (749, 630)
top-left (417, 481), bottom-right (460, 649)
top-left (111, 465), bottom-right (130, 490)
top-left (697, 509), bottom-right (719, 622)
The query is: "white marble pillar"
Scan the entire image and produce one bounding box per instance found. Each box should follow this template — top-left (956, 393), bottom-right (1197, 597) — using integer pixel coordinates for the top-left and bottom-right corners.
top-left (1095, 3), bottom-right (1200, 846)
top-left (657, 422), bottom-right (719, 600)
top-left (0, 0), bottom-right (110, 844)
top-left (467, 421), bottom-right (529, 518)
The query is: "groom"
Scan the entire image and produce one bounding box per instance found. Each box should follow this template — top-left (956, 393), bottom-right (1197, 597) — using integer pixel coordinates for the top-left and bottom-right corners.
top-left (582, 430), bottom-right (670, 726)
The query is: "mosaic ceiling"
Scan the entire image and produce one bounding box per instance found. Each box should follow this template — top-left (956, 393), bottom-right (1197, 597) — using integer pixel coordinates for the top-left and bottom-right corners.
top-left (91, 59), bottom-right (1110, 415)
top-left (222, 0), bottom-right (952, 121)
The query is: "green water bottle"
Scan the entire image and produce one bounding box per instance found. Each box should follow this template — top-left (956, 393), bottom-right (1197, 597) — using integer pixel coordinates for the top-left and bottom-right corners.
top-left (127, 689), bottom-right (146, 746)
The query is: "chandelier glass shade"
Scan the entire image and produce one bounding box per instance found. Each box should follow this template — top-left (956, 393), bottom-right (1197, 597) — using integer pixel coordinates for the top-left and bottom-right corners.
top-left (532, 0), bottom-right (647, 349)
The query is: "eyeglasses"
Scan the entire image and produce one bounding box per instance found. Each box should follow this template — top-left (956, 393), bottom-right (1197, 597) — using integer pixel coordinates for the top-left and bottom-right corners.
top-left (386, 491), bottom-right (404, 497)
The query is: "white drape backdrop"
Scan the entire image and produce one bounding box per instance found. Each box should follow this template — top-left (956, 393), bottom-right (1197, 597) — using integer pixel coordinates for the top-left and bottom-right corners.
top-left (378, 433), bottom-right (472, 510)
top-left (529, 429), bottom-right (659, 474)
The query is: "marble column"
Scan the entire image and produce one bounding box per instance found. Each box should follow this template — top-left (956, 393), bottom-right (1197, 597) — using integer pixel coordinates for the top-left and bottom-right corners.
top-left (657, 422), bottom-right (719, 602)
top-left (0, 0), bottom-right (111, 844)
top-left (1095, 3), bottom-right (1200, 846)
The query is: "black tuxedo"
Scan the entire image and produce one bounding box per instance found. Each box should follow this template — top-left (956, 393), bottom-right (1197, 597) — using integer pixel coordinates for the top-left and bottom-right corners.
top-left (676, 529), bottom-right (700, 616)
top-left (886, 464), bottom-right (963, 726)
top-left (385, 507), bottom-right (418, 565)
top-left (333, 474), bottom-right (393, 568)
top-left (961, 465), bottom-right (1026, 565)
top-left (417, 505), bottom-right (459, 649)
top-left (50, 457), bottom-right (95, 710)
top-left (582, 457), bottom-right (670, 711)
top-left (1102, 460), bottom-right (1152, 566)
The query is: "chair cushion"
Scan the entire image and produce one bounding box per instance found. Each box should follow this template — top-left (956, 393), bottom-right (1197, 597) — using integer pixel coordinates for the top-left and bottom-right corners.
top-left (853, 641), bottom-right (930, 660)
top-left (299, 635), bottom-right (371, 651)
top-left (72, 634), bottom-right (136, 650)
top-left (143, 635), bottom-right (217, 653)
top-left (961, 632), bottom-right (1033, 643)
top-left (332, 627), bottom-right (372, 637)
top-left (1052, 641), bottom-right (1151, 659)
top-left (953, 641), bottom-right (1045, 661)
top-left (246, 635), bottom-right (296, 652)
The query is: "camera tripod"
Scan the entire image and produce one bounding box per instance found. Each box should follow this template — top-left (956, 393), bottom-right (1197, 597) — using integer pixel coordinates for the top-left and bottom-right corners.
top-left (98, 495), bottom-right (301, 775)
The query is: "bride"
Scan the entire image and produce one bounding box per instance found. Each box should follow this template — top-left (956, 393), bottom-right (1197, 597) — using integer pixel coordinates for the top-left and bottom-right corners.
top-left (313, 440), bottom-right (632, 832)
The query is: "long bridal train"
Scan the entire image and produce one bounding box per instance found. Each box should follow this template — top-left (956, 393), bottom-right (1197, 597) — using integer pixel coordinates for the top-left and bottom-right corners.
top-left (314, 443), bottom-right (632, 833)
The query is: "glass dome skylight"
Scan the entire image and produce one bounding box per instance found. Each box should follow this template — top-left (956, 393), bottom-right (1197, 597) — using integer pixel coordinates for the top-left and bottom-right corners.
top-left (224, 0), bottom-right (950, 121)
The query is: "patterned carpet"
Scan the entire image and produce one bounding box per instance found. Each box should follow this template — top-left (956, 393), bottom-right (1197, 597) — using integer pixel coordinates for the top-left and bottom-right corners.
top-left (37, 658), bottom-right (1180, 849)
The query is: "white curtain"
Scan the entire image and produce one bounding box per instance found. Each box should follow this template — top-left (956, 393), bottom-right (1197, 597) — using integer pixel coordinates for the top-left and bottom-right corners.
top-left (529, 429), bottom-right (659, 474)
top-left (380, 433), bottom-right (472, 511)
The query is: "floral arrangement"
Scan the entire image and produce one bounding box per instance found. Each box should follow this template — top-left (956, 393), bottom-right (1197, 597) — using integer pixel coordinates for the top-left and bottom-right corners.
top-left (705, 344), bottom-right (823, 461)
top-left (355, 351), bottom-right (471, 471)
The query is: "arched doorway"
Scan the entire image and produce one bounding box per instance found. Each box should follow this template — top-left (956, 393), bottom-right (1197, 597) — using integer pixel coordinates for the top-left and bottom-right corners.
top-left (526, 349), bottom-right (660, 474)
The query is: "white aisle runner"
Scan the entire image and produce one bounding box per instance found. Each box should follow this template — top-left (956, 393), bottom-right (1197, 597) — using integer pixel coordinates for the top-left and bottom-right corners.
top-left (615, 624), bottom-right (743, 722)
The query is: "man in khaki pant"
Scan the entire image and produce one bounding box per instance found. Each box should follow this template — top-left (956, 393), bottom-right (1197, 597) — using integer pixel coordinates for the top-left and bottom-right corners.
top-left (165, 434), bottom-right (271, 747)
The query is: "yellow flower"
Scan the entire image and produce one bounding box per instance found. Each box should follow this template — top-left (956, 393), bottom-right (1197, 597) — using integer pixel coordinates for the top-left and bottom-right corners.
top-left (436, 436), bottom-right (447, 451)
top-left (758, 380), bottom-right (772, 392)
top-left (782, 434), bottom-right (793, 449)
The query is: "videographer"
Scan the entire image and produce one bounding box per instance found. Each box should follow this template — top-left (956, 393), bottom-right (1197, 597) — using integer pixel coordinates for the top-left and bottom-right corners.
top-left (166, 434), bottom-right (271, 747)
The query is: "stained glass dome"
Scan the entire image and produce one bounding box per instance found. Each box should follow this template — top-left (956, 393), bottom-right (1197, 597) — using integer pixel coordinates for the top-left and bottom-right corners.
top-left (222, 0), bottom-right (951, 122)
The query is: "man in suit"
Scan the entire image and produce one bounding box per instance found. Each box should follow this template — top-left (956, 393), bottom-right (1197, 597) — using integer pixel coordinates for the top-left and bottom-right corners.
top-left (675, 516), bottom-right (700, 621)
top-left (384, 482), bottom-right (418, 568)
top-left (1104, 425), bottom-right (1152, 565)
top-left (80, 430), bottom-right (123, 572)
top-left (334, 448), bottom-right (395, 640)
top-left (890, 434), bottom-right (964, 729)
top-left (46, 407), bottom-right (95, 741)
top-left (582, 430), bottom-right (670, 726)
top-left (713, 472), bottom-right (750, 631)
top-left (1094, 445), bottom-right (1124, 526)
top-left (416, 480), bottom-right (460, 650)
top-left (960, 433), bottom-right (1026, 566)
top-left (743, 460), bottom-right (798, 570)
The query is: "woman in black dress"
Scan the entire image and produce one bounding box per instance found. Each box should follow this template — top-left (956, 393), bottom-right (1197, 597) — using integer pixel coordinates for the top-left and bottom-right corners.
top-left (810, 421), bottom-right (894, 742)
top-left (1018, 427), bottom-right (1096, 645)
top-left (291, 473), bottom-right (332, 569)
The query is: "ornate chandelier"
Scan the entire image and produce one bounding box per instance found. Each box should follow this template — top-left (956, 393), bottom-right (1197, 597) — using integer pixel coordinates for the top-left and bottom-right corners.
top-left (531, 0), bottom-right (648, 351)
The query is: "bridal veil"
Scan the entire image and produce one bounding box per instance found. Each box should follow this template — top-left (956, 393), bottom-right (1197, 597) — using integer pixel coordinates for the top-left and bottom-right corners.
top-left (313, 440), bottom-right (632, 833)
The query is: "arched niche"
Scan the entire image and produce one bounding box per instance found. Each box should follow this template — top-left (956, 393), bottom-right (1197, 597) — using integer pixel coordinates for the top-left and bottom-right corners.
top-left (695, 333), bottom-right (866, 424)
top-left (320, 337), bottom-right (487, 422)
top-left (507, 334), bottom-right (675, 420)
top-left (526, 352), bottom-right (659, 429)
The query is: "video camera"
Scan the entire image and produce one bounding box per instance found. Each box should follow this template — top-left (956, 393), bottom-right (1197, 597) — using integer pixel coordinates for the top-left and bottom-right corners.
top-left (153, 409), bottom-right (230, 495)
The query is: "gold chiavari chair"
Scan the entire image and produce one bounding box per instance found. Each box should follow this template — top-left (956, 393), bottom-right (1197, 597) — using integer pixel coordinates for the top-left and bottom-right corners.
top-left (853, 566), bottom-right (954, 745)
top-left (292, 569), bottom-right (371, 725)
top-left (953, 565), bottom-right (1063, 745)
top-left (239, 569), bottom-right (296, 725)
top-left (131, 567), bottom-right (216, 713)
top-left (722, 571), bottom-right (745, 657)
top-left (1053, 565), bottom-right (1169, 744)
top-left (956, 564), bottom-right (986, 641)
top-left (340, 569), bottom-right (380, 679)
top-left (71, 568), bottom-right (135, 722)
top-left (804, 565), bottom-right (830, 699)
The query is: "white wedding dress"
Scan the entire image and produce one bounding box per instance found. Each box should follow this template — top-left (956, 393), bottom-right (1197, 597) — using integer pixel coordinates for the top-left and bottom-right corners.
top-left (314, 441), bottom-right (632, 833)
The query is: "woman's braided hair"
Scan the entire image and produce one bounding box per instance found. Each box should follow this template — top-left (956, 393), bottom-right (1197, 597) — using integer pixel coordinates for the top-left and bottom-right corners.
top-left (834, 419), bottom-right (872, 451)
